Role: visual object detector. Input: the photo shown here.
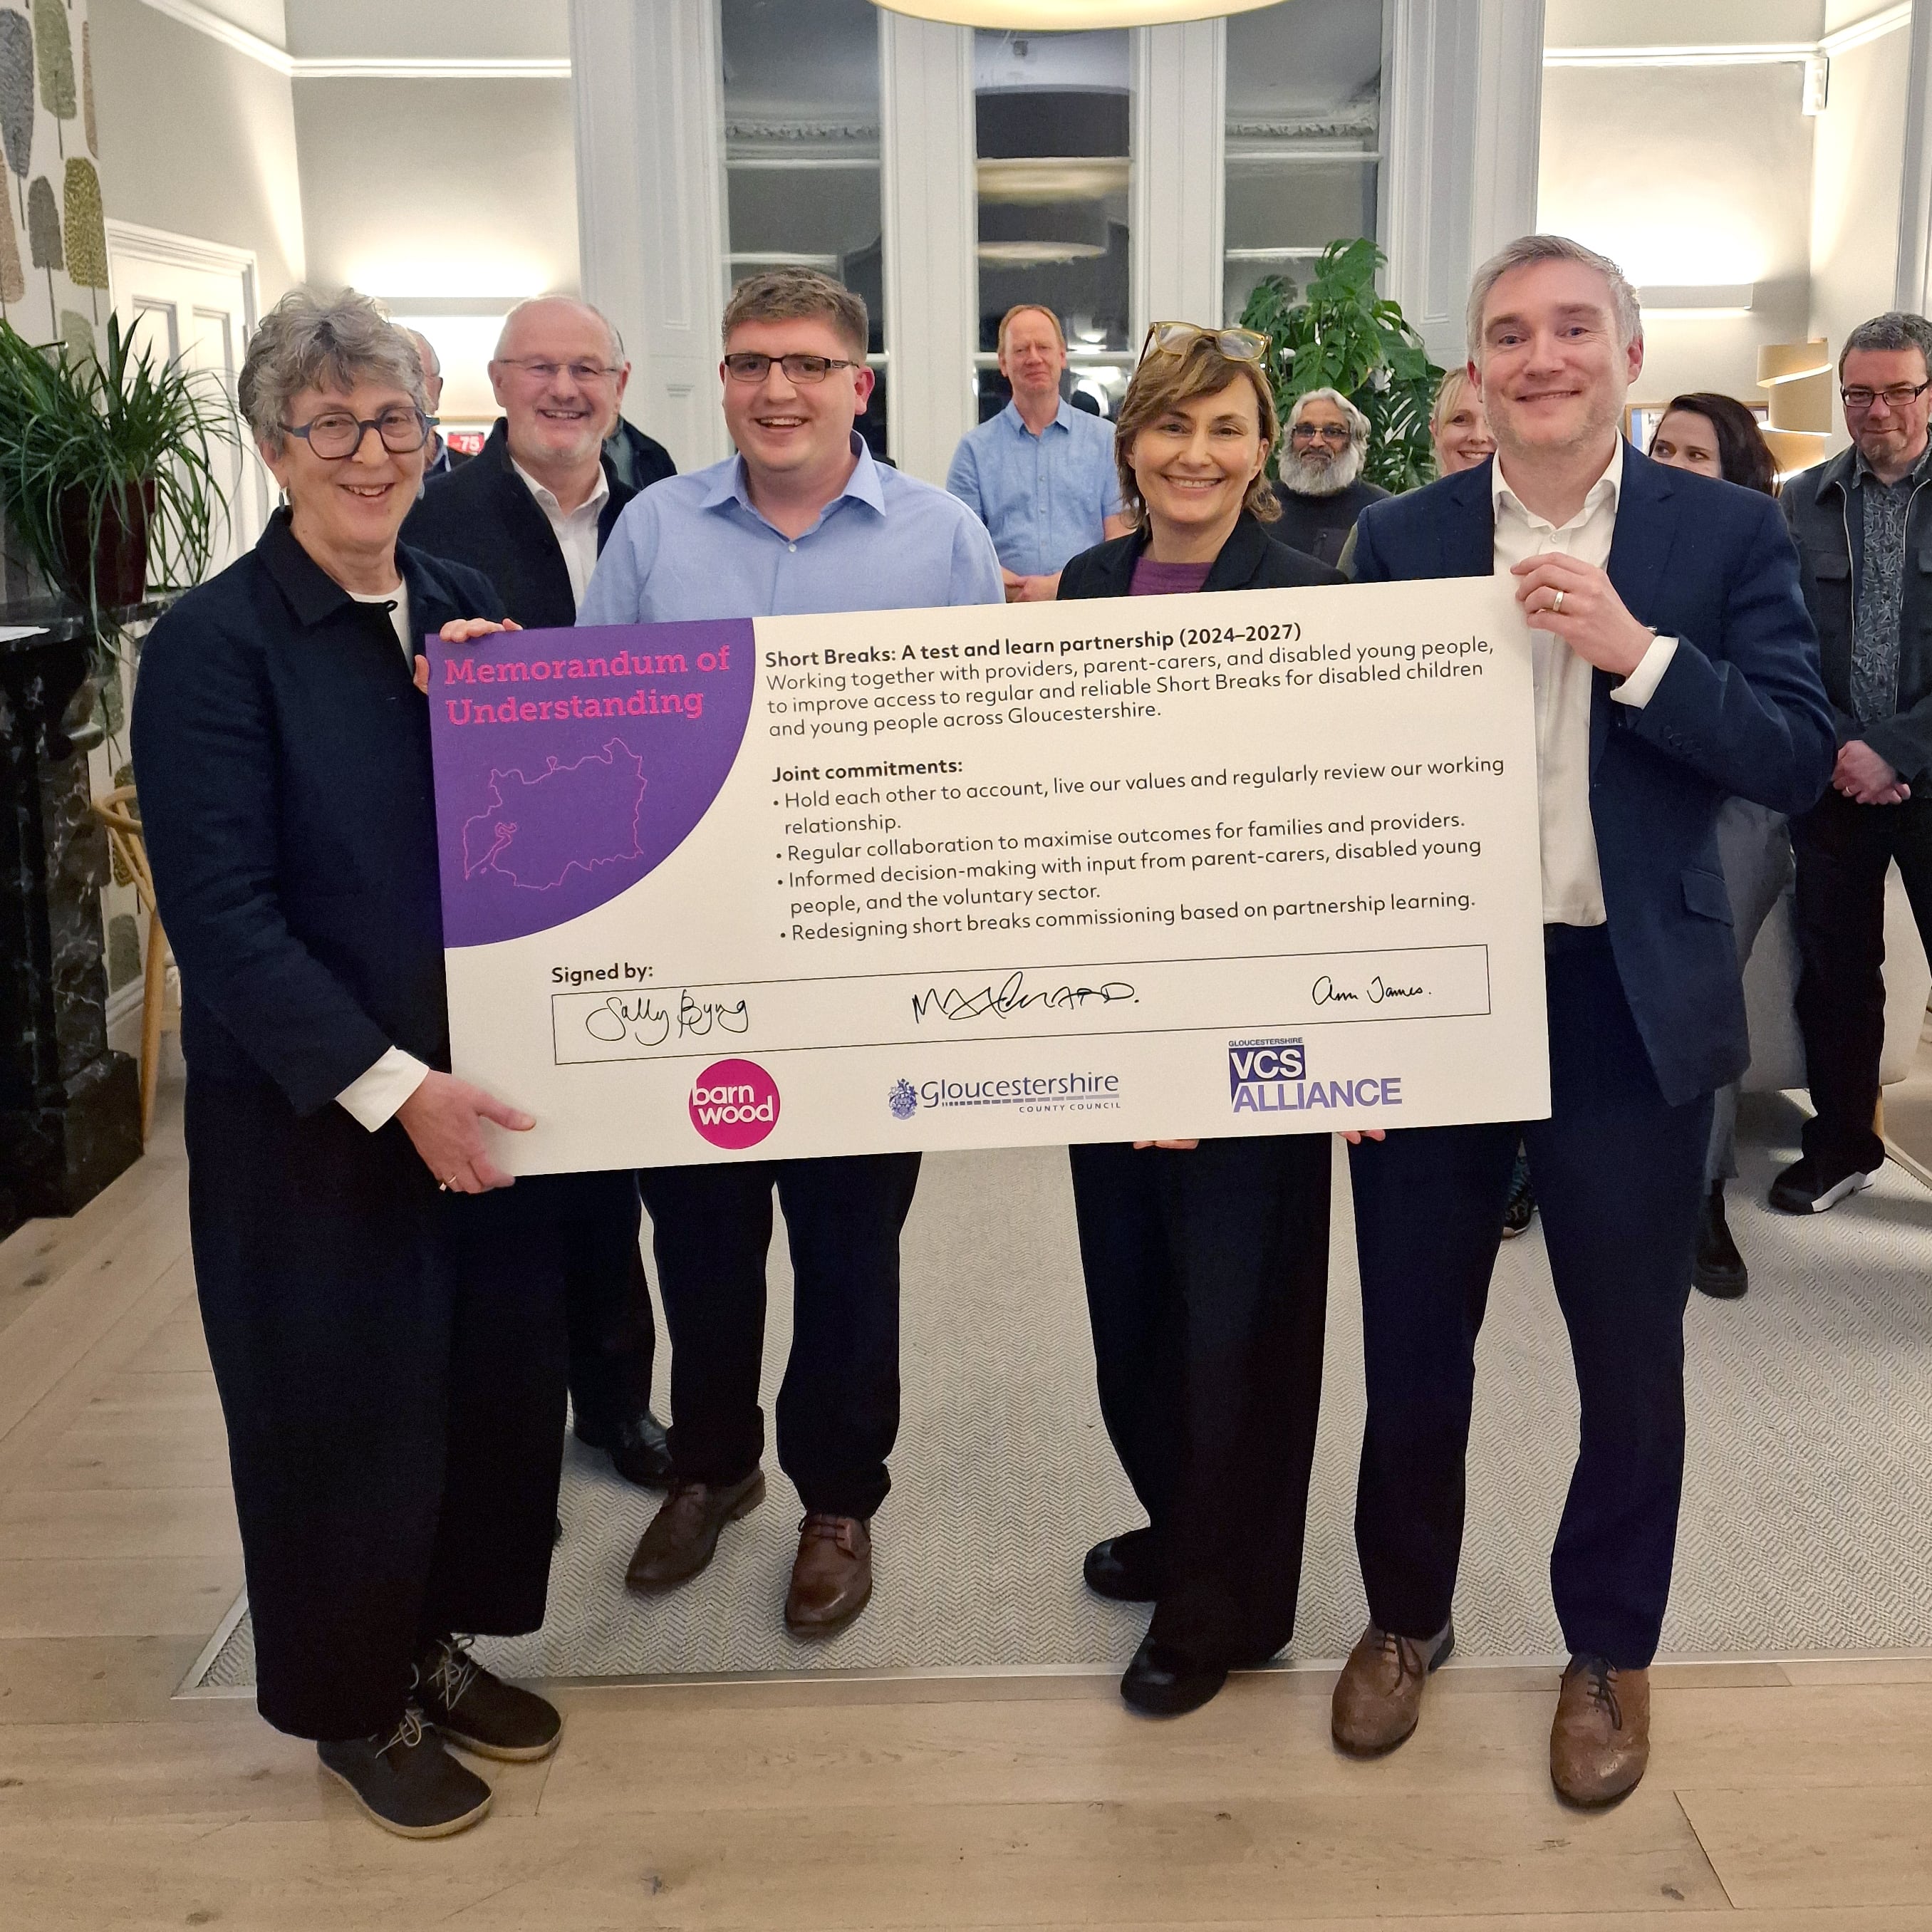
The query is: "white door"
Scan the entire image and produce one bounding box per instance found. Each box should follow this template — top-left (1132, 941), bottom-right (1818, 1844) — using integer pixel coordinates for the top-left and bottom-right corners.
top-left (103, 220), bottom-right (267, 578)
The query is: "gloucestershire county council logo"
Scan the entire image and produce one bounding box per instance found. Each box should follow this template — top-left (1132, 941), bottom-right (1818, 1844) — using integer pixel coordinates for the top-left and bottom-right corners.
top-left (689, 1059), bottom-right (781, 1150)
top-left (888, 1079), bottom-right (918, 1120)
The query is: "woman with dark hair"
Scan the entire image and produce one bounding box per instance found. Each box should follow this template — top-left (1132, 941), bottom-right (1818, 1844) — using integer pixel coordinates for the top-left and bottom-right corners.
top-left (1056, 323), bottom-right (1343, 1716)
top-left (1650, 391), bottom-right (1780, 498)
top-left (1647, 392), bottom-right (1790, 1299)
top-left (133, 287), bottom-right (568, 1839)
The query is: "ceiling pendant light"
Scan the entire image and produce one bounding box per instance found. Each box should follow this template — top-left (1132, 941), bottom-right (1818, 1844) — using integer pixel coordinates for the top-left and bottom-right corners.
top-left (872, 1), bottom-right (1284, 28)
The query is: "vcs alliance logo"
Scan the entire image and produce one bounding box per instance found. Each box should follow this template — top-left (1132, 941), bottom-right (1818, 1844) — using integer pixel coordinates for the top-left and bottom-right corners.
top-left (689, 1059), bottom-right (781, 1149)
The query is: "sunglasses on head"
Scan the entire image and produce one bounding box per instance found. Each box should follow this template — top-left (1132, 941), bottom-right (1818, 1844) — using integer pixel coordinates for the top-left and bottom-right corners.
top-left (1138, 322), bottom-right (1271, 367)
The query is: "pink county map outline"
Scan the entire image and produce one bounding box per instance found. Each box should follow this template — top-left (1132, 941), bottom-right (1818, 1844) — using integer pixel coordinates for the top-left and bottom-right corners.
top-left (459, 738), bottom-right (649, 893)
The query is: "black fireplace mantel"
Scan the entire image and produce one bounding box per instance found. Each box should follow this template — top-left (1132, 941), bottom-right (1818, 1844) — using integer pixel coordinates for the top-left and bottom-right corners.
top-left (1, 606), bottom-right (144, 1236)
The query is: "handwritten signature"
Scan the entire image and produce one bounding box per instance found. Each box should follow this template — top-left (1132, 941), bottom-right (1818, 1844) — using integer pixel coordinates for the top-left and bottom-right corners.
top-left (584, 990), bottom-right (751, 1046)
top-left (910, 971), bottom-right (1138, 1024)
top-left (1311, 972), bottom-right (1428, 1007)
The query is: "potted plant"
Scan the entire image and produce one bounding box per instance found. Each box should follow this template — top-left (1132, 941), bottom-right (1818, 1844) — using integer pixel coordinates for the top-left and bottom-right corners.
top-left (1240, 237), bottom-right (1443, 494)
top-left (0, 310), bottom-right (237, 661)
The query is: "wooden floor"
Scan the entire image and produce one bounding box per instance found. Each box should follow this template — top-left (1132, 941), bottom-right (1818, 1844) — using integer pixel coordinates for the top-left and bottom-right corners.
top-left (4, 1089), bottom-right (1932, 1929)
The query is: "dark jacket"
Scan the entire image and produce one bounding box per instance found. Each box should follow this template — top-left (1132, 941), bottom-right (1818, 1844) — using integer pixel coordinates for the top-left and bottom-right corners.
top-left (130, 510), bottom-right (505, 1115)
top-left (401, 417), bottom-right (665, 627)
top-left (1350, 444), bottom-right (1834, 1105)
top-left (1059, 509), bottom-right (1345, 600)
top-left (1780, 442), bottom-right (1932, 781)
top-left (1270, 474), bottom-right (1390, 569)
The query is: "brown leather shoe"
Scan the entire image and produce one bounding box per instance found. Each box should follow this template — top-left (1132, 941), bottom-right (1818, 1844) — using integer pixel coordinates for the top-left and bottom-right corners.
top-left (623, 1470), bottom-right (765, 1592)
top-left (1551, 1655), bottom-right (1650, 1806)
top-left (784, 1512), bottom-right (873, 1634)
top-left (1331, 1619), bottom-right (1455, 1755)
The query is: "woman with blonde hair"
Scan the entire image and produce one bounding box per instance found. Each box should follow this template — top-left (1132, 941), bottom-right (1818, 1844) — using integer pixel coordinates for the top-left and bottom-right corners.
top-left (1430, 365), bottom-right (1495, 476)
top-left (1056, 323), bottom-right (1342, 1715)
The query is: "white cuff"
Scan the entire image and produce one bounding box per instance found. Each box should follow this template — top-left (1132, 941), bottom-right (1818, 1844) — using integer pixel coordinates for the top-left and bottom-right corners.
top-left (337, 1047), bottom-right (430, 1131)
top-left (1611, 634), bottom-right (1678, 709)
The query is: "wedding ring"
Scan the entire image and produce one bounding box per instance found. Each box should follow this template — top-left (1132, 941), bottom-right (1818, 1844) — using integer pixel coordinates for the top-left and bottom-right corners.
top-left (441, 1175), bottom-right (459, 1191)
top-left (1551, 588), bottom-right (1565, 614)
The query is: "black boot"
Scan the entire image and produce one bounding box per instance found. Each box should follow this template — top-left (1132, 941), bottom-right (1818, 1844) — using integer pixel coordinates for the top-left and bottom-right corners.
top-left (415, 1635), bottom-right (563, 1762)
top-left (1693, 1181), bottom-right (1747, 1299)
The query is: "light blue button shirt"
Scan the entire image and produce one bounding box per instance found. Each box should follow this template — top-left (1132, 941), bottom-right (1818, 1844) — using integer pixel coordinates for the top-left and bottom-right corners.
top-left (945, 399), bottom-right (1123, 578)
top-left (578, 434), bottom-right (1002, 625)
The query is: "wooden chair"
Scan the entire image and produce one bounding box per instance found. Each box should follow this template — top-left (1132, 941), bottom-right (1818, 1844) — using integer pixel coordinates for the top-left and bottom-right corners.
top-left (90, 785), bottom-right (174, 1145)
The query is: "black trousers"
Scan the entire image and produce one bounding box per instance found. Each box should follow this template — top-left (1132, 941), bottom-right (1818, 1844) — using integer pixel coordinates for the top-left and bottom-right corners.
top-left (185, 1081), bottom-right (567, 1741)
top-left (1792, 789), bottom-right (1932, 1174)
top-left (559, 1169), bottom-right (656, 1435)
top-left (637, 1153), bottom-right (920, 1521)
top-left (1069, 1135), bottom-right (1331, 1668)
top-left (1346, 926), bottom-right (1710, 1668)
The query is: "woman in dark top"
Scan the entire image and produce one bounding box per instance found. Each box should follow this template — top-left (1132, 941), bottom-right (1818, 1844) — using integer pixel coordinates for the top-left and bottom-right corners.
top-left (1059, 324), bottom-right (1344, 1715)
top-left (1646, 392), bottom-right (1787, 1297)
top-left (132, 288), bottom-right (567, 1839)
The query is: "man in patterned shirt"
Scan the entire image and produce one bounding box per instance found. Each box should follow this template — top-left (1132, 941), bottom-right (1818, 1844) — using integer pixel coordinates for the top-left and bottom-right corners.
top-left (1779, 311), bottom-right (1932, 1211)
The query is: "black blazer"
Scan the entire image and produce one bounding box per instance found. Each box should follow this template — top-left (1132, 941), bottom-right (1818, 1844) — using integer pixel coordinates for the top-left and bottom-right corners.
top-left (1059, 511), bottom-right (1345, 600)
top-left (401, 417), bottom-right (666, 627)
top-left (131, 511), bottom-right (506, 1116)
top-left (1351, 446), bottom-right (1834, 1104)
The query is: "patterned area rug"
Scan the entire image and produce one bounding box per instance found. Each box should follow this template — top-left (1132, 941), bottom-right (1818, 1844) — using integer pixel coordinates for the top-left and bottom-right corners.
top-left (187, 1097), bottom-right (1932, 1691)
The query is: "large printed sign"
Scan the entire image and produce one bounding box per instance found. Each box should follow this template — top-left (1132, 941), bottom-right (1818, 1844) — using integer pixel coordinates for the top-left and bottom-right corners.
top-left (428, 578), bottom-right (1549, 1171)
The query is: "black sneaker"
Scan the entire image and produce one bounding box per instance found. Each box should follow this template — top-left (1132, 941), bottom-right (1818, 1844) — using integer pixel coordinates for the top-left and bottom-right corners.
top-left (415, 1635), bottom-right (563, 1763)
top-left (1693, 1183), bottom-right (1747, 1299)
top-left (318, 1706), bottom-right (492, 1839)
top-left (1768, 1155), bottom-right (1881, 1215)
top-left (1501, 1146), bottom-right (1536, 1237)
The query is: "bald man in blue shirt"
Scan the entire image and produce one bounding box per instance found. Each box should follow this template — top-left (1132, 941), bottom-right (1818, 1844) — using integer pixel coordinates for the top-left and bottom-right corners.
top-left (581, 269), bottom-right (1000, 1638)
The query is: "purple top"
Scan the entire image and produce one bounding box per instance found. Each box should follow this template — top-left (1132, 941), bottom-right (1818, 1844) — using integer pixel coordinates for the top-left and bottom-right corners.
top-left (1128, 554), bottom-right (1214, 596)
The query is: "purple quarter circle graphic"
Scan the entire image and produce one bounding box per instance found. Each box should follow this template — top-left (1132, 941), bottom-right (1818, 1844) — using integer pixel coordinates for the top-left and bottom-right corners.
top-left (428, 618), bottom-right (757, 947)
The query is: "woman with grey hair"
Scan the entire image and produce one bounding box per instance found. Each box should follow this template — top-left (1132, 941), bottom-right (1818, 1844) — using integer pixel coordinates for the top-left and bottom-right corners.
top-left (132, 286), bottom-right (568, 1839)
top-left (1272, 385), bottom-right (1389, 566)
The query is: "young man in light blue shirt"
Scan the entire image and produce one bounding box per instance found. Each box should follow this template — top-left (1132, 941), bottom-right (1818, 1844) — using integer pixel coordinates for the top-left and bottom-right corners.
top-left (581, 269), bottom-right (1000, 1638)
top-left (944, 303), bottom-right (1129, 603)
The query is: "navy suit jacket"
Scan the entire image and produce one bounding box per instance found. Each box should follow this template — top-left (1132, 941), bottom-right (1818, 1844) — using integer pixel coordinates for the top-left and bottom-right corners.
top-left (1349, 444), bottom-right (1834, 1106)
top-left (132, 511), bottom-right (505, 1116)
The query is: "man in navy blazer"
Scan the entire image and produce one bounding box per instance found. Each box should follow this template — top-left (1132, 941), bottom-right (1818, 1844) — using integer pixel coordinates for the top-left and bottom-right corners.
top-left (1332, 236), bottom-right (1833, 1804)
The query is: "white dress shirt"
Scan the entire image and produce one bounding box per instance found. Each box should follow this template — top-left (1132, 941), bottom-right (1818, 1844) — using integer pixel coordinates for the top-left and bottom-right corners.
top-left (513, 457), bottom-right (610, 608)
top-left (1491, 439), bottom-right (1677, 926)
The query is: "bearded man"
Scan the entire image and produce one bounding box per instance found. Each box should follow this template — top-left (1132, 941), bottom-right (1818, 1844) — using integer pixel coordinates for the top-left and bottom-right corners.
top-left (1272, 387), bottom-right (1388, 566)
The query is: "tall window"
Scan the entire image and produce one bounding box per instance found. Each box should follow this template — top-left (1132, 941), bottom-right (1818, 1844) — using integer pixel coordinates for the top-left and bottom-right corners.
top-left (972, 28), bottom-right (1133, 424)
top-left (1222, 0), bottom-right (1383, 327)
top-left (720, 0), bottom-right (889, 456)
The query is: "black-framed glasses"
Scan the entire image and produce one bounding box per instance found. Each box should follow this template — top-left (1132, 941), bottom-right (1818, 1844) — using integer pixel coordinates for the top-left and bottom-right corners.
top-left (1138, 321), bottom-right (1270, 367)
top-left (722, 352), bottom-right (863, 385)
top-left (495, 357), bottom-right (623, 385)
top-left (1289, 422), bottom-right (1354, 445)
top-left (1842, 380), bottom-right (1932, 412)
top-left (283, 406), bottom-right (433, 459)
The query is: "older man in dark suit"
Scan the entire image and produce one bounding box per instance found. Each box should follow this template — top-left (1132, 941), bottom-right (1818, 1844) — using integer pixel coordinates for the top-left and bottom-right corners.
top-left (404, 296), bottom-right (676, 1491)
top-left (1334, 235), bottom-right (1833, 1804)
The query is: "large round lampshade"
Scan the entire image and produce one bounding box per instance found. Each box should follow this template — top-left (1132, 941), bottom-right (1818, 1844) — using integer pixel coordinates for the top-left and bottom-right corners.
top-left (873, 1), bottom-right (1284, 26)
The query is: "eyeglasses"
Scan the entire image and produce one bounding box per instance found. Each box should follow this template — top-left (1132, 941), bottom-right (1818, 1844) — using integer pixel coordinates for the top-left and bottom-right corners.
top-left (495, 358), bottom-right (623, 385)
top-left (1842, 381), bottom-right (1932, 412)
top-left (283, 406), bottom-right (432, 459)
top-left (1289, 423), bottom-right (1354, 445)
top-left (1138, 322), bottom-right (1270, 367)
top-left (722, 352), bottom-right (864, 385)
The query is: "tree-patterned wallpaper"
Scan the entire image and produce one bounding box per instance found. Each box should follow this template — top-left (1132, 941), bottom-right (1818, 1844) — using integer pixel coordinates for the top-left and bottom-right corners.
top-left (0, 0), bottom-right (106, 355)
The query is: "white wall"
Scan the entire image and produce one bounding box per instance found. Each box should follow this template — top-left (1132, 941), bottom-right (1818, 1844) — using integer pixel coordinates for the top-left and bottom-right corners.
top-left (90, 0), bottom-right (305, 300)
top-left (283, 0), bottom-right (566, 61)
top-left (1810, 30), bottom-right (1911, 447)
top-left (1537, 60), bottom-right (1816, 407)
top-left (1545, 0), bottom-right (1824, 43)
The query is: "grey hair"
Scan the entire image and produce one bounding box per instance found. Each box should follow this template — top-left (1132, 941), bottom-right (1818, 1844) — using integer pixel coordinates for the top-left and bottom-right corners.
top-left (1839, 311), bottom-right (1932, 378)
top-left (1465, 234), bottom-right (1641, 361)
top-left (1289, 386), bottom-right (1369, 450)
top-left (238, 287), bottom-right (427, 450)
top-left (494, 296), bottom-right (625, 364)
